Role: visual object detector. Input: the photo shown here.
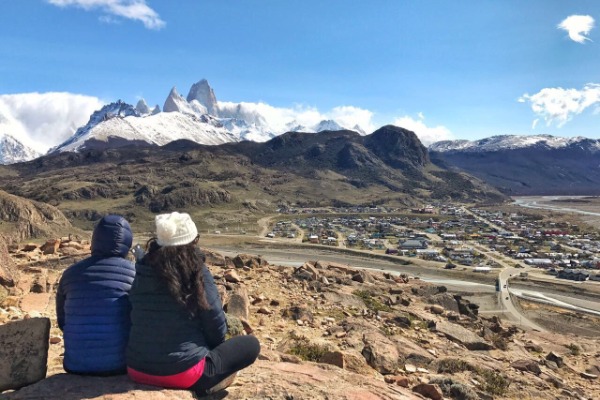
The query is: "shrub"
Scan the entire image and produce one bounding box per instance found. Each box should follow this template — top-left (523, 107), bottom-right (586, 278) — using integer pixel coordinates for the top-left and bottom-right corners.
top-left (437, 358), bottom-right (474, 374)
top-left (353, 290), bottom-right (392, 313)
top-left (288, 337), bottom-right (329, 362)
top-left (566, 343), bottom-right (580, 356)
top-left (476, 368), bottom-right (510, 396)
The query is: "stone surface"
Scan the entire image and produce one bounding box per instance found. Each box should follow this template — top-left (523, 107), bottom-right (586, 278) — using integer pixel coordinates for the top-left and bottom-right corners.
top-left (412, 383), bottom-right (443, 400)
top-left (434, 321), bottom-right (493, 350)
top-left (511, 359), bottom-right (542, 375)
top-left (0, 234), bottom-right (18, 287)
top-left (361, 330), bottom-right (400, 374)
top-left (546, 352), bottom-right (564, 368)
top-left (5, 361), bottom-right (422, 399)
top-left (226, 287), bottom-right (250, 320)
top-left (0, 318), bottom-right (50, 391)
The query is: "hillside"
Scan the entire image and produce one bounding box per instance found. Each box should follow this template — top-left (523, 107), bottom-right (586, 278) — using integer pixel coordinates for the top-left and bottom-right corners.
top-left (0, 190), bottom-right (74, 241)
top-left (1, 247), bottom-right (599, 399)
top-left (0, 126), bottom-right (506, 230)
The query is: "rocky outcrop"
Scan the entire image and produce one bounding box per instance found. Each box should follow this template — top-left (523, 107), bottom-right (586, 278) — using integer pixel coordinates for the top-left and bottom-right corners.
top-left (5, 360), bottom-right (421, 400)
top-left (2, 247), bottom-right (600, 400)
top-left (432, 321), bottom-right (493, 351)
top-left (0, 190), bottom-right (72, 241)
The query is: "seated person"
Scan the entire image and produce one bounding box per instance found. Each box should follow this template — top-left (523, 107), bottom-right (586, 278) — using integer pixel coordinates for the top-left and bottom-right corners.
top-left (56, 214), bottom-right (135, 375)
top-left (126, 212), bottom-right (260, 396)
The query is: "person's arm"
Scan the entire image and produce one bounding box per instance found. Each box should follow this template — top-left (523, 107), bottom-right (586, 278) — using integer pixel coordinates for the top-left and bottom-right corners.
top-left (198, 265), bottom-right (227, 347)
top-left (56, 277), bottom-right (66, 331)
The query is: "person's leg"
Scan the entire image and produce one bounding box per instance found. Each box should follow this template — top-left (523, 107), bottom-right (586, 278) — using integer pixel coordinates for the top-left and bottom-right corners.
top-left (191, 335), bottom-right (260, 395)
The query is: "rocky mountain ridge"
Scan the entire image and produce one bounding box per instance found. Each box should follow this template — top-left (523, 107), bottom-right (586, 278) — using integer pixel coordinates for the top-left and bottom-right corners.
top-left (1, 244), bottom-right (599, 399)
top-left (0, 126), bottom-right (506, 230)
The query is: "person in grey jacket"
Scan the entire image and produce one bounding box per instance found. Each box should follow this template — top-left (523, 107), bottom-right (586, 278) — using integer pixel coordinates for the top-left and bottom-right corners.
top-left (126, 212), bottom-right (259, 396)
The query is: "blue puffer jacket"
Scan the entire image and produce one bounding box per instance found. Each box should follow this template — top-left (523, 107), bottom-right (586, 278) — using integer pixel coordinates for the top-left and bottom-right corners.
top-left (56, 215), bottom-right (136, 375)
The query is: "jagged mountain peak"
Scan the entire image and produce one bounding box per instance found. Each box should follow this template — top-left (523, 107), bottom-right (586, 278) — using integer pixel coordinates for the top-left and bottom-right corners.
top-left (135, 98), bottom-right (150, 115)
top-left (314, 119), bottom-right (344, 132)
top-left (187, 79), bottom-right (218, 116)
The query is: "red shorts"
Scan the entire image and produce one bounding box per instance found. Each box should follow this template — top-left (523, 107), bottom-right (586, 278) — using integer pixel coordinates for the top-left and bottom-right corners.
top-left (127, 358), bottom-right (206, 389)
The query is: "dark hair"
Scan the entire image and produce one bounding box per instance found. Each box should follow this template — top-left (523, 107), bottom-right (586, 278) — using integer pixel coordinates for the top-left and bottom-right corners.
top-left (143, 237), bottom-right (210, 316)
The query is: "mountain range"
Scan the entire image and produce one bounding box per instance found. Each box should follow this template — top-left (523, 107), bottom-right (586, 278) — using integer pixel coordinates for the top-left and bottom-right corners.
top-left (1, 80), bottom-right (600, 196)
top-left (0, 125), bottom-right (505, 229)
top-left (430, 135), bottom-right (600, 195)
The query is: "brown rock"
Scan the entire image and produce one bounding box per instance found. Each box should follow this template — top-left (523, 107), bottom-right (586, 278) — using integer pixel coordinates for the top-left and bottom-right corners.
top-left (257, 307), bottom-right (273, 315)
top-left (0, 317), bottom-right (50, 391)
top-left (200, 248), bottom-right (226, 266)
top-left (232, 254), bottom-right (268, 269)
top-left (30, 269), bottom-right (48, 294)
top-left (412, 383), bottom-right (443, 400)
top-left (352, 271), bottom-right (374, 284)
top-left (41, 239), bottom-right (61, 255)
top-left (0, 234), bottom-right (18, 288)
top-left (434, 321), bottom-right (493, 350)
top-left (22, 243), bottom-right (38, 252)
top-left (581, 372), bottom-right (597, 380)
top-left (319, 351), bottom-right (345, 368)
top-left (225, 287), bottom-right (250, 320)
top-left (361, 330), bottom-right (400, 374)
top-left (224, 269), bottom-right (242, 283)
top-left (546, 351), bottom-right (564, 368)
top-left (511, 359), bottom-right (542, 375)
top-left (430, 305), bottom-right (445, 315)
top-left (385, 375), bottom-right (410, 387)
top-left (49, 336), bottom-right (62, 345)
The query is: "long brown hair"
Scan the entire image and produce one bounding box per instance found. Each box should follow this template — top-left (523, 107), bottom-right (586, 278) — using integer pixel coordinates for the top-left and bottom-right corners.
top-left (143, 237), bottom-right (210, 316)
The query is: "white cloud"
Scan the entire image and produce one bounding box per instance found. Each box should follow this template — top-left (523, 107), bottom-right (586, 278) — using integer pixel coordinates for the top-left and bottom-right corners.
top-left (519, 84), bottom-right (600, 127)
top-left (217, 101), bottom-right (376, 133)
top-left (47, 0), bottom-right (165, 30)
top-left (558, 15), bottom-right (594, 43)
top-left (392, 114), bottom-right (453, 145)
top-left (0, 93), bottom-right (104, 153)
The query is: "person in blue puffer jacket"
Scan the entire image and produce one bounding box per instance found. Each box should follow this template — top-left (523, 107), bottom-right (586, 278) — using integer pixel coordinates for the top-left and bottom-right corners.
top-left (56, 214), bottom-right (136, 375)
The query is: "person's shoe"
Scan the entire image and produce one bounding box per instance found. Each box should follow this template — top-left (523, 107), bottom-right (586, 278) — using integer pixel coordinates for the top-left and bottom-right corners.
top-left (205, 373), bottom-right (237, 394)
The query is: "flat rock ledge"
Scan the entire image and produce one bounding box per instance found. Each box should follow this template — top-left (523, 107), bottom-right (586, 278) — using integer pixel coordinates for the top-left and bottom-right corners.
top-left (4, 360), bottom-right (422, 400)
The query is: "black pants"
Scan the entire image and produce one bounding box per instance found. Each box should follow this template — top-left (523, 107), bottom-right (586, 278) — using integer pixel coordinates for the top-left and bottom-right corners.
top-left (190, 335), bottom-right (260, 395)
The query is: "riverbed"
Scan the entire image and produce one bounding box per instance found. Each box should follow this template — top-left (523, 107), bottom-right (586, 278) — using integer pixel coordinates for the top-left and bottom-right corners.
top-left (513, 195), bottom-right (600, 228)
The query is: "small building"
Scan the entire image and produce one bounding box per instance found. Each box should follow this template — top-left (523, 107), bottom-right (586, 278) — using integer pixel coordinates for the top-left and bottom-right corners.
top-left (399, 239), bottom-right (428, 250)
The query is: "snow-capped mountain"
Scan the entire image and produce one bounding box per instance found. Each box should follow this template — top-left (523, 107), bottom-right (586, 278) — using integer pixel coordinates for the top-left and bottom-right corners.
top-left (50, 100), bottom-right (237, 153)
top-left (429, 134), bottom-right (600, 195)
top-left (0, 133), bottom-right (41, 164)
top-left (50, 79), bottom-right (365, 153)
top-left (0, 107), bottom-right (41, 164)
top-left (430, 135), bottom-right (600, 153)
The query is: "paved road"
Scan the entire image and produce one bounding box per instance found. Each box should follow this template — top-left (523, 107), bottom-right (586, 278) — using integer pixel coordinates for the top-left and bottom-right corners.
top-left (498, 268), bottom-right (547, 331)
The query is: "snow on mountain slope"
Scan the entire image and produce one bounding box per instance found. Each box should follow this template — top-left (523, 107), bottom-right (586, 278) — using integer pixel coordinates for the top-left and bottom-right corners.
top-left (53, 109), bottom-right (237, 152)
top-left (51, 79), bottom-right (370, 154)
top-left (0, 106), bottom-right (41, 164)
top-left (429, 135), bottom-right (598, 152)
top-left (0, 133), bottom-right (41, 164)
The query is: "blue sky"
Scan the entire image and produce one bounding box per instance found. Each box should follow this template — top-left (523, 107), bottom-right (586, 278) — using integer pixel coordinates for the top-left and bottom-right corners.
top-left (1, 0), bottom-right (600, 150)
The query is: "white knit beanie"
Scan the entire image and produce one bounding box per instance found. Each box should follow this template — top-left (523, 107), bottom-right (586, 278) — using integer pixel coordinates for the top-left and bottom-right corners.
top-left (155, 212), bottom-right (198, 247)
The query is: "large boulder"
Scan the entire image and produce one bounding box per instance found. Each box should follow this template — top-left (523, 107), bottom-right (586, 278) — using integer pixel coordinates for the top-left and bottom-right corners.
top-left (433, 321), bottom-right (493, 351)
top-left (361, 330), bottom-right (400, 374)
top-left (225, 286), bottom-right (250, 320)
top-left (0, 318), bottom-right (50, 392)
top-left (0, 234), bottom-right (18, 289)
